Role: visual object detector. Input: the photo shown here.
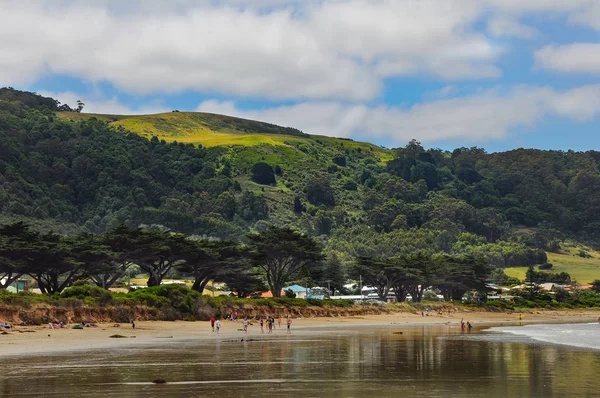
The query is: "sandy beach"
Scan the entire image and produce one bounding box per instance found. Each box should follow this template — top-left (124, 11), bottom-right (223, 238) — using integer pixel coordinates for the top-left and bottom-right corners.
top-left (1, 310), bottom-right (597, 357)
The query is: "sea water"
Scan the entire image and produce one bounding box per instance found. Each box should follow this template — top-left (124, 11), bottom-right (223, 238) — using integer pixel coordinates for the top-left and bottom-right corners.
top-left (2, 324), bottom-right (600, 397)
top-left (486, 322), bottom-right (600, 350)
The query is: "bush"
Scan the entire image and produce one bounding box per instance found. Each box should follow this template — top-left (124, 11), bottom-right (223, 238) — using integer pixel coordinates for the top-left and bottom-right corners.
top-left (61, 285), bottom-right (113, 306)
top-left (538, 263), bottom-right (553, 270)
top-left (251, 162), bottom-right (275, 185)
top-left (284, 289), bottom-right (297, 298)
top-left (129, 285), bottom-right (201, 315)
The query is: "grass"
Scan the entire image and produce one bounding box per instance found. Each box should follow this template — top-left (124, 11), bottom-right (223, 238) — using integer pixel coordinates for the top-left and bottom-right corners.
top-left (504, 244), bottom-right (600, 285)
top-left (56, 111), bottom-right (390, 157)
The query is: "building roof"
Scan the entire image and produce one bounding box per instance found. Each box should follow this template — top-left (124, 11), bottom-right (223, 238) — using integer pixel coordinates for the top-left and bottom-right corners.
top-left (283, 285), bottom-right (308, 292)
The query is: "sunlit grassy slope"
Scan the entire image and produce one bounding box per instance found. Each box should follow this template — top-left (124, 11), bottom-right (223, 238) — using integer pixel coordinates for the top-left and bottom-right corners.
top-left (504, 243), bottom-right (600, 285)
top-left (57, 111), bottom-right (391, 161)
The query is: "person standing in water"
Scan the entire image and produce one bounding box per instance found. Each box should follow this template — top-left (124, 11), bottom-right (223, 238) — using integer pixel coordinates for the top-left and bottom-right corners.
top-left (215, 319), bottom-right (221, 334)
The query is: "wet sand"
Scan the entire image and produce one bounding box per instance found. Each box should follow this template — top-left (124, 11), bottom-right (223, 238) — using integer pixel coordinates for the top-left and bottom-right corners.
top-left (0, 310), bottom-right (597, 357)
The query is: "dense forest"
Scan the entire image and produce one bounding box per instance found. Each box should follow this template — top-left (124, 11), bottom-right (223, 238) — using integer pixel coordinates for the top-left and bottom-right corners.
top-left (2, 88), bottom-right (600, 290)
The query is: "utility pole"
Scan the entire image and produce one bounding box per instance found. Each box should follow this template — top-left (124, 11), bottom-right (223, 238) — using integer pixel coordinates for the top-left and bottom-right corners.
top-left (359, 275), bottom-right (363, 301)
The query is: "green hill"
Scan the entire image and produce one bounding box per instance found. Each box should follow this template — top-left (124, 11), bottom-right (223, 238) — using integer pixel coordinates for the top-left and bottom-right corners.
top-left (3, 87), bottom-right (600, 285)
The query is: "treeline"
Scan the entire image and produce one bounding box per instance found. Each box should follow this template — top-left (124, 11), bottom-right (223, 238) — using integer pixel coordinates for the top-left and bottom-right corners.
top-left (0, 223), bottom-right (323, 297)
top-left (1, 222), bottom-right (498, 303)
top-left (352, 253), bottom-right (490, 302)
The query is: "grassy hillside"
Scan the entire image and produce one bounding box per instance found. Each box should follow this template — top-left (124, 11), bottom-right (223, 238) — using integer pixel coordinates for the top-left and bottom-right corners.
top-left (504, 243), bottom-right (600, 284)
top-left (57, 111), bottom-right (391, 159)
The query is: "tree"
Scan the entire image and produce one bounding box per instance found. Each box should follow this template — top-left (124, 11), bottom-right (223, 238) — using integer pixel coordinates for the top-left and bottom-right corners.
top-left (434, 255), bottom-right (490, 301)
top-left (0, 222), bottom-right (35, 289)
top-left (324, 253), bottom-right (345, 295)
top-left (76, 100), bottom-right (85, 113)
top-left (293, 196), bottom-right (304, 214)
top-left (332, 155), bottom-right (346, 167)
top-left (247, 226), bottom-right (323, 297)
top-left (591, 279), bottom-right (600, 294)
top-left (135, 230), bottom-right (189, 287)
top-left (221, 266), bottom-right (266, 298)
top-left (87, 225), bottom-right (141, 289)
top-left (351, 256), bottom-right (396, 301)
top-left (404, 251), bottom-right (444, 303)
top-left (251, 162), bottom-right (275, 185)
top-left (178, 239), bottom-right (242, 293)
top-left (25, 233), bottom-right (84, 294)
top-left (306, 176), bottom-right (335, 206)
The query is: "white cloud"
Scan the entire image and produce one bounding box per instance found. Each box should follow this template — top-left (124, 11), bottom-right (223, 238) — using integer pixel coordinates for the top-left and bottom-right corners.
top-left (198, 85), bottom-right (600, 144)
top-left (483, 0), bottom-right (593, 14)
top-left (488, 17), bottom-right (538, 39)
top-left (535, 43), bottom-right (600, 74)
top-left (38, 91), bottom-right (169, 115)
top-left (569, 2), bottom-right (600, 30)
top-left (0, 0), bottom-right (504, 100)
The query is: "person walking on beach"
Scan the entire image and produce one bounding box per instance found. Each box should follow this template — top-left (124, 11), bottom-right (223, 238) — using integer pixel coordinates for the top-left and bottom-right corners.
top-left (278, 316), bottom-right (282, 329)
top-left (131, 320), bottom-right (136, 329)
top-left (287, 316), bottom-right (292, 334)
top-left (260, 317), bottom-right (264, 334)
top-left (210, 316), bottom-right (216, 332)
top-left (268, 318), bottom-right (273, 334)
top-left (215, 319), bottom-right (221, 334)
top-left (243, 317), bottom-right (249, 334)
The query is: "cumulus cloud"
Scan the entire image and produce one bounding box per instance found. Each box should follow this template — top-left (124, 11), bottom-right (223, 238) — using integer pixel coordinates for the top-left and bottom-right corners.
top-left (39, 91), bottom-right (169, 115)
top-left (198, 85), bottom-right (600, 144)
top-left (487, 17), bottom-right (538, 39)
top-left (0, 0), bottom-right (504, 100)
top-left (535, 44), bottom-right (600, 75)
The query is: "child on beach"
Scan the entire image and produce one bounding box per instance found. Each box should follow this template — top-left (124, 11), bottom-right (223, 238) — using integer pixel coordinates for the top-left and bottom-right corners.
top-left (260, 318), bottom-right (264, 334)
top-left (215, 319), bottom-right (221, 334)
top-left (243, 318), bottom-right (249, 334)
top-left (211, 317), bottom-right (215, 332)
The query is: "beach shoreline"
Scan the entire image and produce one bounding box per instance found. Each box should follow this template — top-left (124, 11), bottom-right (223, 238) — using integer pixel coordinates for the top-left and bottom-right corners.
top-left (1, 310), bottom-right (597, 357)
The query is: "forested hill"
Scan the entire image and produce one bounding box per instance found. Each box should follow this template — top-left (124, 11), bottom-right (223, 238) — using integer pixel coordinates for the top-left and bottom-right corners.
top-left (2, 87), bottom-right (600, 273)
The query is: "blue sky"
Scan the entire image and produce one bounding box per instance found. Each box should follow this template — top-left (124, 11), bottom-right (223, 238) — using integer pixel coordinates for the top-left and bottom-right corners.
top-left (2, 0), bottom-right (600, 152)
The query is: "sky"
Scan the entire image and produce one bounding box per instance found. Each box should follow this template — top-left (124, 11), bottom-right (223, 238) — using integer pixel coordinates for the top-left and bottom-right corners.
top-left (2, 0), bottom-right (600, 152)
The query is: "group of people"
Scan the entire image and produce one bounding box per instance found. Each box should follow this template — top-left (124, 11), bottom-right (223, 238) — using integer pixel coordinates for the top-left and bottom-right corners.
top-left (209, 317), bottom-right (222, 333)
top-left (0, 320), bottom-right (12, 330)
top-left (460, 319), bottom-right (473, 331)
top-left (210, 315), bottom-right (293, 334)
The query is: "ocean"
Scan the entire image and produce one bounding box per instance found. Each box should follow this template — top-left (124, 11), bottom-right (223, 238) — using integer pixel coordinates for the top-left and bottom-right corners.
top-left (1, 323), bottom-right (600, 397)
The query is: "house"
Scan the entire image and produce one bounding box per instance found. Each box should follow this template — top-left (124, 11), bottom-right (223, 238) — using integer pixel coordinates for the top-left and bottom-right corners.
top-left (1, 278), bottom-right (28, 293)
top-left (282, 285), bottom-right (310, 299)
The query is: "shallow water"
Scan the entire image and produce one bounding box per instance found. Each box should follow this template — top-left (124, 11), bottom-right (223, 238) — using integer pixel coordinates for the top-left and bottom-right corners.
top-left (2, 324), bottom-right (600, 397)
